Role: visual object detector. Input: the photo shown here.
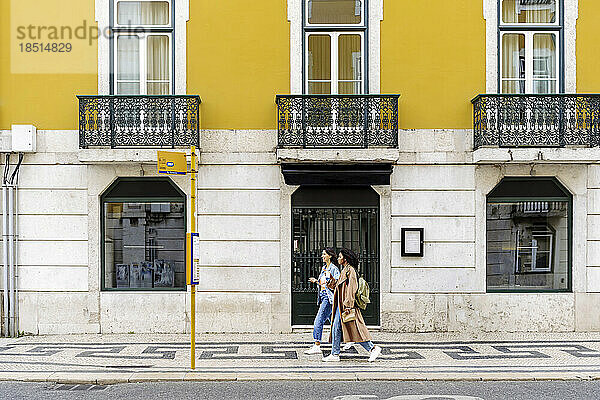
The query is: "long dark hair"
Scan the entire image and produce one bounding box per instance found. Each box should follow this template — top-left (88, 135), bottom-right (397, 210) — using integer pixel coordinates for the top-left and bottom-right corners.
top-left (324, 247), bottom-right (338, 267)
top-left (339, 248), bottom-right (358, 269)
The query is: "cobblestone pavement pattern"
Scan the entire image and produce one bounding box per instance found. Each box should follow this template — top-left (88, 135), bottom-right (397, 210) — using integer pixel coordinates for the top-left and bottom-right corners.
top-left (2, 332), bottom-right (600, 383)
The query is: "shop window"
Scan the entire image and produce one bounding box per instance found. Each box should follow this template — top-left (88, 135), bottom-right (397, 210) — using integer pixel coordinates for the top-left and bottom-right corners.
top-left (486, 178), bottom-right (571, 292)
top-left (101, 178), bottom-right (186, 291)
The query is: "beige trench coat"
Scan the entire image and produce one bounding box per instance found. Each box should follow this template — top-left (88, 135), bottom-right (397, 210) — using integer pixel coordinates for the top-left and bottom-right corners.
top-left (330, 265), bottom-right (372, 343)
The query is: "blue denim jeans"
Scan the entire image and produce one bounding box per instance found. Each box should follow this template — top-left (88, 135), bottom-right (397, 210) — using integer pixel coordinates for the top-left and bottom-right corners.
top-left (312, 291), bottom-right (332, 342)
top-left (331, 307), bottom-right (374, 355)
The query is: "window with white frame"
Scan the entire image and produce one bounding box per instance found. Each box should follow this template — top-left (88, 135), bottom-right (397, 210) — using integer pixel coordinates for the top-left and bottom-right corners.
top-left (305, 0), bottom-right (365, 94)
top-left (112, 0), bottom-right (172, 95)
top-left (499, 0), bottom-right (561, 94)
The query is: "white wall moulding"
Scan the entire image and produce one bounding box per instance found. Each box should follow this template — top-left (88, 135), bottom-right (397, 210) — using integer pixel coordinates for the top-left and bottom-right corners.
top-left (390, 268), bottom-right (481, 293)
top-left (13, 190), bottom-right (87, 215)
top-left (392, 165), bottom-right (476, 190)
top-left (392, 191), bottom-right (476, 216)
top-left (200, 130), bottom-right (277, 154)
top-left (16, 266), bottom-right (89, 292)
top-left (197, 165), bottom-right (280, 189)
top-left (78, 149), bottom-right (160, 164)
top-left (473, 147), bottom-right (600, 163)
top-left (197, 190), bottom-right (280, 215)
top-left (17, 241), bottom-right (88, 266)
top-left (392, 242), bottom-right (475, 268)
top-left (18, 165), bottom-right (87, 189)
top-left (277, 148), bottom-right (399, 163)
top-left (194, 266), bottom-right (281, 292)
top-left (18, 215), bottom-right (87, 240)
top-left (392, 216), bottom-right (476, 243)
top-left (197, 215), bottom-right (280, 241)
top-left (198, 241), bottom-right (280, 267)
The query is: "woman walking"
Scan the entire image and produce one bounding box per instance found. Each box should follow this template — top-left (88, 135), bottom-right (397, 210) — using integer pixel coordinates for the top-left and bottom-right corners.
top-left (304, 248), bottom-right (341, 355)
top-left (323, 248), bottom-right (382, 362)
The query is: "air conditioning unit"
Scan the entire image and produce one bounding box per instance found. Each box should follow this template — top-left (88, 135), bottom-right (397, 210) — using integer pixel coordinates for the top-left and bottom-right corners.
top-left (11, 124), bottom-right (36, 153)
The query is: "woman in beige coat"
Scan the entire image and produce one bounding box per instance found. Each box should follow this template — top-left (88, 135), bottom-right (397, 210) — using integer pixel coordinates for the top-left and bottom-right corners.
top-left (322, 248), bottom-right (382, 362)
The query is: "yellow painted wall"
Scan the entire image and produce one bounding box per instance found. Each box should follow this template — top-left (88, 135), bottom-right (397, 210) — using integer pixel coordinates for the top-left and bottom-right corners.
top-left (187, 1), bottom-right (289, 129)
top-left (577, 0), bottom-right (600, 92)
top-left (0, 0), bottom-right (97, 130)
top-left (381, 0), bottom-right (486, 129)
top-left (0, 1), bottom-right (546, 131)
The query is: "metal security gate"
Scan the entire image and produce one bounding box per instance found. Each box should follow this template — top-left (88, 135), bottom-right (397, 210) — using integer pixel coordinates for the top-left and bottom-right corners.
top-left (291, 186), bottom-right (380, 326)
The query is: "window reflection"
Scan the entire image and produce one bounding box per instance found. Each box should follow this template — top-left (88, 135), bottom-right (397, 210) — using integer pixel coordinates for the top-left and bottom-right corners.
top-left (104, 202), bottom-right (185, 289)
top-left (487, 200), bottom-right (569, 290)
top-left (308, 0), bottom-right (362, 25)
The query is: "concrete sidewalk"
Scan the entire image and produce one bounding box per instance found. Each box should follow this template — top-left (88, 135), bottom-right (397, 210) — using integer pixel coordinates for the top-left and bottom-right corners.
top-left (2, 332), bottom-right (600, 384)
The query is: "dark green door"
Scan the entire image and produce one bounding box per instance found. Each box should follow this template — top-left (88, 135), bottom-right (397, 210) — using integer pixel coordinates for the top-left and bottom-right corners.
top-left (291, 186), bottom-right (380, 326)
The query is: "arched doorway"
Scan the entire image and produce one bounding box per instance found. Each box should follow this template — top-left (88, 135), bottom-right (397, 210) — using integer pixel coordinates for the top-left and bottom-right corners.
top-left (291, 186), bottom-right (380, 326)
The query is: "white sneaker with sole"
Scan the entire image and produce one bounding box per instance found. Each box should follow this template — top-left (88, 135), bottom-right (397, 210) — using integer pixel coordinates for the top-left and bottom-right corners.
top-left (368, 345), bottom-right (382, 362)
top-left (304, 344), bottom-right (322, 355)
top-left (322, 354), bottom-right (340, 362)
top-left (342, 342), bottom-right (354, 351)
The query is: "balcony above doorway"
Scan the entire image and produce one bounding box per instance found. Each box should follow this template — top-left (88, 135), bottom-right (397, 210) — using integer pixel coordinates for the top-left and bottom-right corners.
top-left (275, 94), bottom-right (400, 149)
top-left (472, 94), bottom-right (600, 163)
top-left (78, 95), bottom-right (201, 149)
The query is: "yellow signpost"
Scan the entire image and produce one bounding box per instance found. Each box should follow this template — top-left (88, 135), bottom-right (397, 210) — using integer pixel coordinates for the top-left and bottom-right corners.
top-left (158, 147), bottom-right (197, 370)
top-left (190, 146), bottom-right (197, 370)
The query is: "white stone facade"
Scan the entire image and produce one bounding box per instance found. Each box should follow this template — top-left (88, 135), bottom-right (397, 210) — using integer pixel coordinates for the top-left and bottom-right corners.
top-left (1, 128), bottom-right (600, 334)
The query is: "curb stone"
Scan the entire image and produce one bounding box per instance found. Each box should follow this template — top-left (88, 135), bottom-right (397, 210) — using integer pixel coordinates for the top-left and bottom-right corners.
top-left (3, 372), bottom-right (600, 384)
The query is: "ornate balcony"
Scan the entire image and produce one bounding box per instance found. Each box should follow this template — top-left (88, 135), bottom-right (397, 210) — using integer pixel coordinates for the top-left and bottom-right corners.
top-left (472, 94), bottom-right (600, 150)
top-left (78, 95), bottom-right (200, 148)
top-left (276, 94), bottom-right (400, 148)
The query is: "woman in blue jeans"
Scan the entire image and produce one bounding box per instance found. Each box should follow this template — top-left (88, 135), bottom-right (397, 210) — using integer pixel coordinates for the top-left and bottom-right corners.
top-left (322, 248), bottom-right (382, 362)
top-left (304, 248), bottom-right (341, 355)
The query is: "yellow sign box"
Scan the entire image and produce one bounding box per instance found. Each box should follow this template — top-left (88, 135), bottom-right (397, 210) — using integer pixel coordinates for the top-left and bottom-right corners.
top-left (157, 151), bottom-right (187, 175)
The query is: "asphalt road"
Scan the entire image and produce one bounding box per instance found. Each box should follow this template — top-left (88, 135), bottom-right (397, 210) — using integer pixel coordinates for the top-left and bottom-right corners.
top-left (1, 381), bottom-right (600, 400)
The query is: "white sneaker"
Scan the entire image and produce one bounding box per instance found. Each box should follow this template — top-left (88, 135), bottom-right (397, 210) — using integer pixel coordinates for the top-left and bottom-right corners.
top-left (368, 345), bottom-right (382, 362)
top-left (304, 344), bottom-right (322, 355)
top-left (342, 342), bottom-right (354, 351)
top-left (322, 354), bottom-right (340, 362)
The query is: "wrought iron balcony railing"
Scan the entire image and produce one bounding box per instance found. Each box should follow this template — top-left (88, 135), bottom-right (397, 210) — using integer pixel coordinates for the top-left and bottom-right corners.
top-left (78, 95), bottom-right (200, 148)
top-left (472, 94), bottom-right (600, 149)
top-left (276, 94), bottom-right (400, 148)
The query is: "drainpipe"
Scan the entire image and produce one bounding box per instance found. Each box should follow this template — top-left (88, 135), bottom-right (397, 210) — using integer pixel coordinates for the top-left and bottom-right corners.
top-left (13, 183), bottom-right (18, 337)
top-left (8, 185), bottom-right (14, 338)
top-left (2, 185), bottom-right (8, 337)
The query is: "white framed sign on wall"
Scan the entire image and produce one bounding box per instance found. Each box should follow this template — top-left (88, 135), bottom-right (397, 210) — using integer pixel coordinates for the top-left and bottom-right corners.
top-left (401, 227), bottom-right (424, 257)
